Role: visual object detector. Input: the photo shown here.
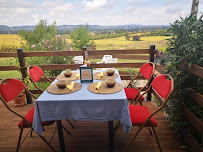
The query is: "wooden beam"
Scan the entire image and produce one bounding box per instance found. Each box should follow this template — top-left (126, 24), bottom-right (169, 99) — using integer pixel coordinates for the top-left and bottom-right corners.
top-left (155, 64), bottom-right (166, 74)
top-left (182, 62), bottom-right (203, 79)
top-left (23, 50), bottom-right (83, 57)
top-left (15, 49), bottom-right (150, 57)
top-left (183, 130), bottom-right (202, 152)
top-left (183, 107), bottom-right (203, 135)
top-left (0, 66), bottom-right (18, 71)
top-left (0, 52), bottom-right (18, 58)
top-left (36, 63), bottom-right (145, 70)
top-left (114, 54), bottom-right (149, 60)
top-left (186, 88), bottom-right (203, 107)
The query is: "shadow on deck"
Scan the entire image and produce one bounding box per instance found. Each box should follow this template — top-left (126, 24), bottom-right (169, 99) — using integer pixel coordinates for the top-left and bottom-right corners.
top-left (0, 100), bottom-right (185, 152)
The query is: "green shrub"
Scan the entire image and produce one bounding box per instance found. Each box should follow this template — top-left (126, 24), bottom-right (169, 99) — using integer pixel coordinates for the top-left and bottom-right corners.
top-left (164, 14), bottom-right (203, 148)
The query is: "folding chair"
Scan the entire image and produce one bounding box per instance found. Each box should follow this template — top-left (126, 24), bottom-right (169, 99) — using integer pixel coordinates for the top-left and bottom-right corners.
top-left (96, 55), bottom-right (113, 70)
top-left (0, 78), bottom-right (56, 152)
top-left (27, 65), bottom-right (75, 128)
top-left (124, 62), bottom-right (155, 105)
top-left (122, 74), bottom-right (174, 152)
top-left (73, 56), bottom-right (84, 64)
top-left (96, 55), bottom-right (112, 64)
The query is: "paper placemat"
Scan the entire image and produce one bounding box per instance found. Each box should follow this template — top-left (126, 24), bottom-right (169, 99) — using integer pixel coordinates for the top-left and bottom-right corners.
top-left (46, 81), bottom-right (82, 95)
top-left (93, 72), bottom-right (118, 80)
top-left (56, 72), bottom-right (80, 81)
top-left (88, 81), bottom-right (123, 94)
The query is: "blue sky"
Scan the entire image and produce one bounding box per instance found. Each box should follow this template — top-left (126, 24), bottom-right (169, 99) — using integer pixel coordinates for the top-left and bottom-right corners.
top-left (0, 0), bottom-right (202, 26)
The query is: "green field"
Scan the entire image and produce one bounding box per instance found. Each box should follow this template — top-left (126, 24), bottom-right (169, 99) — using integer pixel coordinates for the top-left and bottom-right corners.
top-left (0, 33), bottom-right (170, 79)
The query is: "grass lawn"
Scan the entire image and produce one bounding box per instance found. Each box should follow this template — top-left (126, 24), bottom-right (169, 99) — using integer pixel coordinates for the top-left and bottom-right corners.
top-left (0, 57), bottom-right (21, 79)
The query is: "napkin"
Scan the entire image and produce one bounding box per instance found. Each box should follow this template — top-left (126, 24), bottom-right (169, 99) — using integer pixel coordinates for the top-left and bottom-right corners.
top-left (95, 81), bottom-right (102, 92)
top-left (98, 72), bottom-right (103, 78)
top-left (69, 81), bottom-right (75, 91)
top-left (66, 81), bottom-right (75, 91)
top-left (75, 73), bottom-right (80, 79)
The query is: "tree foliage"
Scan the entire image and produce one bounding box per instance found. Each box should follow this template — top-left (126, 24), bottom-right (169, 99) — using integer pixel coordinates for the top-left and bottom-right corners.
top-left (140, 30), bottom-right (168, 37)
top-left (132, 35), bottom-right (140, 41)
top-left (18, 20), bottom-right (57, 47)
top-left (125, 31), bottom-right (130, 41)
top-left (164, 15), bottom-right (203, 148)
top-left (70, 24), bottom-right (94, 50)
top-left (17, 20), bottom-right (72, 77)
top-left (90, 33), bottom-right (125, 40)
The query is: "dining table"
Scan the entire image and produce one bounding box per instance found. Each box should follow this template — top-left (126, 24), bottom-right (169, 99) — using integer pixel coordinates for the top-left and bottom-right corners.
top-left (32, 69), bottom-right (132, 152)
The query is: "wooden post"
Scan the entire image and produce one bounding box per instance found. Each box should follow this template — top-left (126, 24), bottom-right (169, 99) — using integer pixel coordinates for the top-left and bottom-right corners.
top-left (147, 45), bottom-right (155, 101)
top-left (82, 46), bottom-right (87, 64)
top-left (191, 0), bottom-right (199, 18)
top-left (17, 48), bottom-right (32, 104)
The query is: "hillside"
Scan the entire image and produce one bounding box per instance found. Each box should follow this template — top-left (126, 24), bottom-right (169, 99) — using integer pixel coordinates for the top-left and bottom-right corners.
top-left (0, 24), bottom-right (170, 34)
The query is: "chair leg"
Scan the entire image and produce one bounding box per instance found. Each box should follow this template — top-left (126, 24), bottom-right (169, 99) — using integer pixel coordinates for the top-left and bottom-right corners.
top-left (148, 126), bottom-right (153, 135)
top-left (62, 124), bottom-right (71, 135)
top-left (151, 124), bottom-right (162, 152)
top-left (30, 128), bottom-right (33, 137)
top-left (50, 127), bottom-right (57, 144)
top-left (18, 128), bottom-right (32, 147)
top-left (122, 125), bottom-right (145, 152)
top-left (37, 133), bottom-right (56, 152)
top-left (16, 126), bottom-right (24, 152)
top-left (66, 119), bottom-right (75, 128)
top-left (113, 121), bottom-right (120, 135)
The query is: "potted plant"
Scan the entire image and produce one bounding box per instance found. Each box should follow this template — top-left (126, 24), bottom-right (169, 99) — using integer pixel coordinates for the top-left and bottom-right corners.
top-left (13, 92), bottom-right (26, 106)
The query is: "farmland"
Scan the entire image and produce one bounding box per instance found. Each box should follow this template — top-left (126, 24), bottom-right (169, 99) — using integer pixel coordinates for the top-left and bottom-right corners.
top-left (0, 34), bottom-right (26, 52)
top-left (0, 33), bottom-right (170, 79)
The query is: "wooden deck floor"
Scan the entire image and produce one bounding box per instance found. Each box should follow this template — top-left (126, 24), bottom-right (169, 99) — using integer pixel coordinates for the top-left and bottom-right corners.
top-left (0, 100), bottom-right (185, 152)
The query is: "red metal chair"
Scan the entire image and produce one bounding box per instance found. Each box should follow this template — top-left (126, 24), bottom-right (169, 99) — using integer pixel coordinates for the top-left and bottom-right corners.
top-left (27, 65), bottom-right (75, 128)
top-left (0, 78), bottom-right (56, 152)
top-left (27, 65), bottom-right (53, 94)
top-left (122, 74), bottom-right (174, 152)
top-left (114, 62), bottom-right (155, 134)
top-left (124, 62), bottom-right (155, 105)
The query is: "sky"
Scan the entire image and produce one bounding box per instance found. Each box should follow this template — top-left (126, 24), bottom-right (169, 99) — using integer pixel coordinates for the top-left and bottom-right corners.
top-left (0, 0), bottom-right (202, 27)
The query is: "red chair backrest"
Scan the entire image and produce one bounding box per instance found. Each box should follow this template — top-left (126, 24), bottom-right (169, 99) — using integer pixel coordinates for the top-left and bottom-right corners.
top-left (29, 66), bottom-right (44, 82)
top-left (152, 75), bottom-right (172, 99)
top-left (0, 79), bottom-right (25, 102)
top-left (139, 63), bottom-right (154, 79)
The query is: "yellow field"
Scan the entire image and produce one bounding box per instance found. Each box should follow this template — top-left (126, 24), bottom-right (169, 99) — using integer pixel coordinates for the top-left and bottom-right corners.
top-left (0, 34), bottom-right (170, 52)
top-left (0, 34), bottom-right (25, 52)
top-left (0, 33), bottom-right (170, 79)
top-left (66, 35), bottom-right (170, 51)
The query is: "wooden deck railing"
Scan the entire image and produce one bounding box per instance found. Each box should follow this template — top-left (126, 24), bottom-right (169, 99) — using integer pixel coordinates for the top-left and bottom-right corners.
top-left (0, 45), bottom-right (155, 100)
top-left (0, 46), bottom-right (154, 81)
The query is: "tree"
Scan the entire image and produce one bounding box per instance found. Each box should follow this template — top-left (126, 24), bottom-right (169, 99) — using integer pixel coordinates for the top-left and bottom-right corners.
top-left (70, 24), bottom-right (94, 50)
top-left (133, 35), bottom-right (140, 41)
top-left (18, 20), bottom-right (57, 47)
top-left (125, 31), bottom-right (130, 41)
top-left (17, 20), bottom-right (72, 77)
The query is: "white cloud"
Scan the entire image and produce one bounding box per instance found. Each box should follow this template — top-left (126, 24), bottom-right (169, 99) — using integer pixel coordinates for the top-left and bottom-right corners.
top-left (0, 0), bottom-right (202, 26)
top-left (83, 0), bottom-right (107, 11)
top-left (15, 8), bottom-right (31, 14)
